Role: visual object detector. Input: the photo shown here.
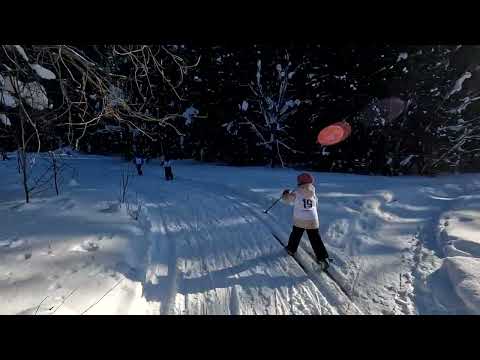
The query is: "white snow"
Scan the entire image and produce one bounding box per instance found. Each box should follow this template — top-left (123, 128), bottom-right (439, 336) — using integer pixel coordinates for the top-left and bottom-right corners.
top-left (397, 52), bottom-right (408, 62)
top-left (14, 45), bottom-right (29, 62)
top-left (0, 90), bottom-right (18, 108)
top-left (447, 72), bottom-right (472, 98)
top-left (1, 155), bottom-right (479, 315)
top-left (280, 100), bottom-right (298, 114)
top-left (0, 76), bottom-right (49, 110)
top-left (400, 155), bottom-right (415, 167)
top-left (443, 257), bottom-right (480, 314)
top-left (256, 59), bottom-right (261, 83)
top-left (106, 85), bottom-right (126, 108)
top-left (448, 96), bottom-right (480, 114)
top-left (21, 82), bottom-right (49, 110)
top-left (222, 121), bottom-right (235, 134)
top-left (30, 64), bottom-right (56, 80)
top-left (182, 106), bottom-right (199, 125)
top-left (0, 113), bottom-right (11, 126)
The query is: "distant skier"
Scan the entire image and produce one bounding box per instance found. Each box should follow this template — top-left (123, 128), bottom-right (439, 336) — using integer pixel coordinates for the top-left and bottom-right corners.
top-left (1, 150), bottom-right (8, 160)
top-left (134, 155), bottom-right (144, 176)
top-left (282, 172), bottom-right (330, 270)
top-left (163, 157), bottom-right (174, 181)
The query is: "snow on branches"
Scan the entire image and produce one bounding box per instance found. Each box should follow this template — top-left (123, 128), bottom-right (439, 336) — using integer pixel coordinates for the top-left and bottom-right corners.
top-left (238, 51), bottom-right (304, 167)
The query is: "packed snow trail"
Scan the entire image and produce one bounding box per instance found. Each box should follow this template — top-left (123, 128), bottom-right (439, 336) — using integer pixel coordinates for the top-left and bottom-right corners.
top-left (2, 155), bottom-right (479, 315)
top-left (131, 172), bottom-right (352, 315)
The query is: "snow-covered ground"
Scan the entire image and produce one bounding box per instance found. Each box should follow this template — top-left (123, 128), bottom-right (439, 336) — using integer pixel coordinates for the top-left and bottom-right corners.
top-left (1, 154), bottom-right (479, 315)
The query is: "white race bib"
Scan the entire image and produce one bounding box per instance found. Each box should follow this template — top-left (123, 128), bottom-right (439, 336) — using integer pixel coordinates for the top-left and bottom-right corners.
top-left (293, 192), bottom-right (318, 221)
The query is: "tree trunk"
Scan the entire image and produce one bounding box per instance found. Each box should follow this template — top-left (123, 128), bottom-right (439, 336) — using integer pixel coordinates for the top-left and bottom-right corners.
top-left (52, 153), bottom-right (59, 196)
top-left (19, 113), bottom-right (30, 203)
top-left (20, 149), bottom-right (29, 203)
top-left (270, 149), bottom-right (275, 168)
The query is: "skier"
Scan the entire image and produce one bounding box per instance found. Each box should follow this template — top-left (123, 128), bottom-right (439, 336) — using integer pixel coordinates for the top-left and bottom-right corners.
top-left (163, 157), bottom-right (174, 181)
top-left (134, 155), bottom-right (144, 176)
top-left (282, 172), bottom-right (330, 270)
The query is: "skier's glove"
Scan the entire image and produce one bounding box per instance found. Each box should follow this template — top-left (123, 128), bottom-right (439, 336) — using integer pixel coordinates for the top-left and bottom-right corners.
top-left (282, 189), bottom-right (290, 196)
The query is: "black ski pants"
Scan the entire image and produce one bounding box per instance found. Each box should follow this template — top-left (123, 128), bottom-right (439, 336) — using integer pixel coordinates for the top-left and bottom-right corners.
top-left (286, 226), bottom-right (329, 261)
top-left (165, 166), bottom-right (173, 181)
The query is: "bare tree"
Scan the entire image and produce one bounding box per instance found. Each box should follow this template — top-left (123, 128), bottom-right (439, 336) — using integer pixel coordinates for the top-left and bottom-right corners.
top-left (119, 166), bottom-right (133, 204)
top-left (47, 151), bottom-right (74, 196)
top-left (429, 66), bottom-right (480, 172)
top-left (235, 52), bottom-right (305, 167)
top-left (1, 44), bottom-right (200, 202)
top-left (126, 192), bottom-right (143, 221)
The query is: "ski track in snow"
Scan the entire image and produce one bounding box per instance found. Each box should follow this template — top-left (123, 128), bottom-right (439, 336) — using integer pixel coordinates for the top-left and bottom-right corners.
top-left (2, 156), bottom-right (479, 315)
top-left (136, 175), bottom-right (340, 315)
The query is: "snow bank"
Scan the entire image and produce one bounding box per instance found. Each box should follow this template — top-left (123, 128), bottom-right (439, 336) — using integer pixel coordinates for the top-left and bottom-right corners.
top-left (439, 191), bottom-right (480, 258)
top-left (1, 155), bottom-right (479, 315)
top-left (443, 257), bottom-right (480, 314)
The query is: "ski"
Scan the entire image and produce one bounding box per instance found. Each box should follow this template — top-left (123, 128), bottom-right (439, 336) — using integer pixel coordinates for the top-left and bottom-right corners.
top-left (323, 269), bottom-right (353, 301)
top-left (272, 232), bottom-right (354, 302)
top-left (271, 232), bottom-right (309, 273)
top-left (306, 250), bottom-right (354, 301)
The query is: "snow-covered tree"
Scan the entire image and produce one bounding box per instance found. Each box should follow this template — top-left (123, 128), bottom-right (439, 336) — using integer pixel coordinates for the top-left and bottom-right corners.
top-left (0, 44), bottom-right (199, 202)
top-left (387, 45), bottom-right (480, 173)
top-left (431, 50), bottom-right (480, 172)
top-left (237, 51), bottom-right (305, 167)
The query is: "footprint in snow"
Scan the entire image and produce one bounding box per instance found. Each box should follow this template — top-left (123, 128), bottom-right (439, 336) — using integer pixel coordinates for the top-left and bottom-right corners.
top-left (71, 240), bottom-right (99, 253)
top-left (48, 282), bottom-right (62, 291)
top-left (0, 240), bottom-right (11, 248)
top-left (9, 238), bottom-right (25, 249)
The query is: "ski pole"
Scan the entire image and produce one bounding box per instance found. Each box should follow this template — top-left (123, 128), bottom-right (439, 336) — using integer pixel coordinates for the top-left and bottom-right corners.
top-left (264, 186), bottom-right (300, 214)
top-left (264, 197), bottom-right (282, 214)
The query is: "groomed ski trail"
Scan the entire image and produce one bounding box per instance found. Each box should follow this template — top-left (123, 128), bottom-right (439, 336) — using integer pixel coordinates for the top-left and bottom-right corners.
top-left (132, 174), bottom-right (360, 315)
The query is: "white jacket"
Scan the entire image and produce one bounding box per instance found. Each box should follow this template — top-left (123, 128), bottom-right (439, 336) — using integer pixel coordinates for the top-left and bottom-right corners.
top-left (282, 184), bottom-right (319, 229)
